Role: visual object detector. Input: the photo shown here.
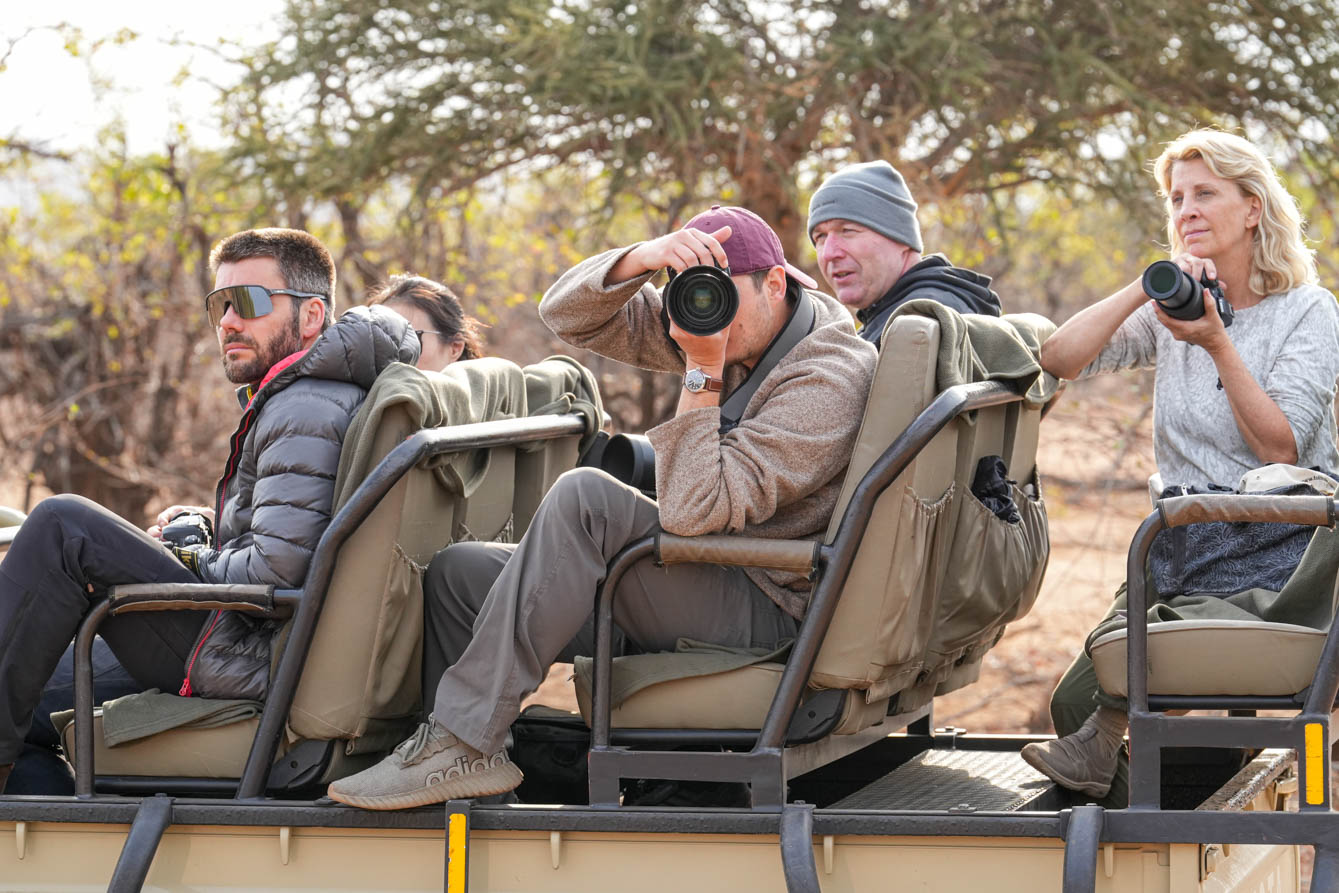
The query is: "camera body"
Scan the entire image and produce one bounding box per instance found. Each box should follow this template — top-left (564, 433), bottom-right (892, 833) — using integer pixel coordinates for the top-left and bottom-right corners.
top-left (1141, 260), bottom-right (1234, 328)
top-left (161, 512), bottom-right (213, 548)
top-left (664, 264), bottom-right (738, 336)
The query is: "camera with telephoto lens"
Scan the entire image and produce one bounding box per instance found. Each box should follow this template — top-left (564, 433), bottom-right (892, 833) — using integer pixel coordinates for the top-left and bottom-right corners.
top-left (1141, 260), bottom-right (1235, 328)
top-left (161, 512), bottom-right (213, 548)
top-left (664, 263), bottom-right (739, 336)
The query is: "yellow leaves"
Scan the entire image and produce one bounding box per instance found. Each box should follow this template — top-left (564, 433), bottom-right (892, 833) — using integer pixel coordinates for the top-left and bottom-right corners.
top-left (107, 324), bottom-right (121, 340)
top-left (67, 403), bottom-right (80, 420)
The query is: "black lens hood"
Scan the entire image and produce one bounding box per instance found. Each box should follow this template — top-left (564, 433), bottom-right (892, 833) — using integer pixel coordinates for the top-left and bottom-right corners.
top-left (664, 264), bottom-right (739, 336)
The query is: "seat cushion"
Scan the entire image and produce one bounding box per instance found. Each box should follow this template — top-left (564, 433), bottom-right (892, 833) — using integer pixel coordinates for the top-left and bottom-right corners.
top-left (578, 663), bottom-right (787, 729)
top-left (1090, 619), bottom-right (1328, 697)
top-left (62, 713), bottom-right (277, 778)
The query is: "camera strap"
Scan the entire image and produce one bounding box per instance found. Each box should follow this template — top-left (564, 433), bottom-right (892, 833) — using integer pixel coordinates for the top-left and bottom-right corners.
top-left (719, 290), bottom-right (816, 434)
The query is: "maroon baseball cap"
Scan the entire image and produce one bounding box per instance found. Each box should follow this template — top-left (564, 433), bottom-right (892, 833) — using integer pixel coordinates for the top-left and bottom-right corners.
top-left (682, 205), bottom-right (818, 290)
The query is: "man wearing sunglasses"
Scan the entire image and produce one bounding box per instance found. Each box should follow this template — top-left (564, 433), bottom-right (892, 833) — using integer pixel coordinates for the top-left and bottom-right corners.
top-left (0, 228), bottom-right (418, 794)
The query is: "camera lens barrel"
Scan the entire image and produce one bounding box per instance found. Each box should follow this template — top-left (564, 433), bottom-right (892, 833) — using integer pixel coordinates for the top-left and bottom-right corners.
top-left (1141, 260), bottom-right (1205, 320)
top-left (601, 433), bottom-right (657, 495)
top-left (664, 265), bottom-right (739, 335)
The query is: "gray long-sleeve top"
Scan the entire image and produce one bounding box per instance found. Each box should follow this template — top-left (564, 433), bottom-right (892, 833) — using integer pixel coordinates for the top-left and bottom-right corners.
top-left (1081, 284), bottom-right (1339, 486)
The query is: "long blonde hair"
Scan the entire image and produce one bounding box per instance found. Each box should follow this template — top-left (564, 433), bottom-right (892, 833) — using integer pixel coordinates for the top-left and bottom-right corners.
top-left (1153, 130), bottom-right (1316, 295)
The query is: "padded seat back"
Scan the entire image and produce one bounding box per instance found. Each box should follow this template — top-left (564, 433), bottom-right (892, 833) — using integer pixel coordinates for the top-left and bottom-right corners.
top-left (586, 315), bottom-right (1050, 735)
top-left (288, 395), bottom-right (469, 753)
top-left (812, 315), bottom-right (1049, 711)
top-left (0, 506), bottom-right (23, 559)
top-left (1090, 619), bottom-right (1328, 697)
top-left (291, 359), bottom-right (527, 753)
top-left (810, 315), bottom-right (951, 702)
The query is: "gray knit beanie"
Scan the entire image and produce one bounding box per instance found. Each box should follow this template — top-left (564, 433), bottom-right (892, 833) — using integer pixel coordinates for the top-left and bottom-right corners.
top-left (807, 160), bottom-right (923, 253)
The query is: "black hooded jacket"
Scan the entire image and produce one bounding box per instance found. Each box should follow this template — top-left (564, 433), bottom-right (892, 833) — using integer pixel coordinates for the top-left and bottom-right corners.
top-left (856, 254), bottom-right (1002, 346)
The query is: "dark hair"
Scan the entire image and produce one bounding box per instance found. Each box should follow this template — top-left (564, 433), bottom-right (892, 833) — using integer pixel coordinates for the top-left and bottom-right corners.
top-left (210, 228), bottom-right (336, 331)
top-left (368, 274), bottom-right (484, 360)
top-left (748, 267), bottom-right (799, 306)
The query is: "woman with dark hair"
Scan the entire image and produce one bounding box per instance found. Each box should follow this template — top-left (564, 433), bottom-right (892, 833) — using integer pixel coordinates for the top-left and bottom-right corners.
top-left (369, 274), bottom-right (485, 370)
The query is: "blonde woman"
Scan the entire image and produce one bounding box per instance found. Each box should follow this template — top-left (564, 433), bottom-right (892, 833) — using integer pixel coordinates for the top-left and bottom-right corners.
top-left (1023, 130), bottom-right (1339, 802)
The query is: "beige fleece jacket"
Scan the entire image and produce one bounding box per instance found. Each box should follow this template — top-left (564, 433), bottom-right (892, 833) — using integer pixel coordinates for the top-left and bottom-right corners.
top-left (540, 247), bottom-right (878, 618)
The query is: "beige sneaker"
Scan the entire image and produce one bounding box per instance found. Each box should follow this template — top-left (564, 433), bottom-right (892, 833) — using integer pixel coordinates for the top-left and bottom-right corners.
top-left (1020, 706), bottom-right (1126, 798)
top-left (328, 717), bottom-right (523, 810)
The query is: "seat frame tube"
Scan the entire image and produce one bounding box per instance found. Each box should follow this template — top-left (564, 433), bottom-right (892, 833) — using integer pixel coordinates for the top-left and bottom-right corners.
top-left (1123, 499), bottom-right (1339, 810)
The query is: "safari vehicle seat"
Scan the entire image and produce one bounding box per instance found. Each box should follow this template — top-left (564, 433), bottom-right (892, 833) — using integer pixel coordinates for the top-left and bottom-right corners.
top-left (1087, 492), bottom-right (1339, 810)
top-left (578, 311), bottom-right (1056, 806)
top-left (58, 358), bottom-right (594, 796)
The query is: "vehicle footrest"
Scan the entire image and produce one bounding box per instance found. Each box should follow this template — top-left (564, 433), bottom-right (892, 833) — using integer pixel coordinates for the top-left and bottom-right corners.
top-left (830, 748), bottom-right (1061, 811)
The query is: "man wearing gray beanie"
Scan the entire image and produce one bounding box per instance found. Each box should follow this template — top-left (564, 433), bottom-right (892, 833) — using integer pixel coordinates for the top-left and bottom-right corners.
top-left (808, 160), bottom-right (1001, 346)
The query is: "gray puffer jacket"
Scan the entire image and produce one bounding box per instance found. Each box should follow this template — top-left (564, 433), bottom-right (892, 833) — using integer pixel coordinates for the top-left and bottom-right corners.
top-left (181, 305), bottom-right (418, 700)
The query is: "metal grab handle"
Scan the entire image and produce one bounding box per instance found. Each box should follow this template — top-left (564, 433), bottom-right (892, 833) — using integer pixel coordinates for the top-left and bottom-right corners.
top-left (1158, 493), bottom-right (1336, 529)
top-left (656, 533), bottom-right (820, 577)
top-left (108, 582), bottom-right (281, 616)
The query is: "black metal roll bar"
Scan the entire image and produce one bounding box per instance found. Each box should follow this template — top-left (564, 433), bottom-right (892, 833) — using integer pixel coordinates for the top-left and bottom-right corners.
top-left (71, 414), bottom-right (587, 800)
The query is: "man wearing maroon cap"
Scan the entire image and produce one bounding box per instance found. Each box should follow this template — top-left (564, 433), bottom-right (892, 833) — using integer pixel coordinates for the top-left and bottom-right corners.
top-left (329, 206), bottom-right (877, 810)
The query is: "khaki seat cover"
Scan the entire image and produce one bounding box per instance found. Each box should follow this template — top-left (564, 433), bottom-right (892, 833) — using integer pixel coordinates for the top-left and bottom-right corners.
top-left (288, 399), bottom-right (467, 747)
top-left (515, 358), bottom-right (590, 538)
top-left (592, 317), bottom-right (949, 733)
top-left (593, 314), bottom-right (1047, 733)
top-left (811, 315), bottom-right (955, 698)
top-left (62, 714), bottom-right (279, 778)
top-left (513, 439), bottom-right (580, 539)
top-left (1090, 619), bottom-right (1328, 697)
top-left (572, 662), bottom-right (887, 735)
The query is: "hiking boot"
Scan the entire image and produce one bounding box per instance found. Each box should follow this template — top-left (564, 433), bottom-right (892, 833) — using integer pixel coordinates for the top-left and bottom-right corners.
top-left (327, 717), bottom-right (523, 810)
top-left (1021, 706), bottom-right (1126, 798)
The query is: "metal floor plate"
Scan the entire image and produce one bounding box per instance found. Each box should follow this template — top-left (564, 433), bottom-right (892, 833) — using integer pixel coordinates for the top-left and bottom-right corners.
top-left (830, 748), bottom-right (1054, 812)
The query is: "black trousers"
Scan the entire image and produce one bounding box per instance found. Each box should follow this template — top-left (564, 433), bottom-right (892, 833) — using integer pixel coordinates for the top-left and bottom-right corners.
top-left (0, 495), bottom-right (209, 764)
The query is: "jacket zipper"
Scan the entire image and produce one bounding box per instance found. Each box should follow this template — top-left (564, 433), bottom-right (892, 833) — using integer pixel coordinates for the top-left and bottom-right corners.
top-left (179, 611), bottom-right (225, 697)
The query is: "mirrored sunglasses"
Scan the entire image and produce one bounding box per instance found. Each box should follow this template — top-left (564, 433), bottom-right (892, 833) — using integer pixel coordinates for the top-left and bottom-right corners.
top-left (203, 284), bottom-right (328, 327)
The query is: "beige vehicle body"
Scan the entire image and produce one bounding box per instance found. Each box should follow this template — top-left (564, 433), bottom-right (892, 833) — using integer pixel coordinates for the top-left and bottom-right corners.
top-left (0, 317), bottom-right (1333, 893)
top-left (0, 745), bottom-right (1304, 892)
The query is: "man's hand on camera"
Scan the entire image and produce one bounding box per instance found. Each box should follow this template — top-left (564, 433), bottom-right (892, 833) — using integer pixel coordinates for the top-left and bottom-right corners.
top-left (148, 504), bottom-right (215, 540)
top-left (605, 226), bottom-right (733, 285)
top-left (669, 321), bottom-right (729, 373)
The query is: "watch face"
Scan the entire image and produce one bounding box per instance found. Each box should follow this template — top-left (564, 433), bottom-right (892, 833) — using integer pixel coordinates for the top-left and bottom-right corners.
top-left (684, 368), bottom-right (706, 392)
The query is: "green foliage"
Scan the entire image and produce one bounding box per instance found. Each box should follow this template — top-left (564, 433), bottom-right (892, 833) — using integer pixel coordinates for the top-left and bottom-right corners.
top-left (226, 0), bottom-right (1339, 256)
top-left (7, 0), bottom-right (1339, 513)
top-left (0, 132), bottom-right (264, 519)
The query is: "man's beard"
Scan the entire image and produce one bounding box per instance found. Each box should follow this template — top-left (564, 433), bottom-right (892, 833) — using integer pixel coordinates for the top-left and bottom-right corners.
top-left (221, 312), bottom-right (304, 385)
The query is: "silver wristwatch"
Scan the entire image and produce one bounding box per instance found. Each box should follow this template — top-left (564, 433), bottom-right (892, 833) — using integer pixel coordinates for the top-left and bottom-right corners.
top-left (683, 367), bottom-right (724, 394)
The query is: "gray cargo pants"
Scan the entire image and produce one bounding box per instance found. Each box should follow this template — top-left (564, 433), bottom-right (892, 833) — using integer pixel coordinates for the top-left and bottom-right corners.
top-left (424, 468), bottom-right (798, 755)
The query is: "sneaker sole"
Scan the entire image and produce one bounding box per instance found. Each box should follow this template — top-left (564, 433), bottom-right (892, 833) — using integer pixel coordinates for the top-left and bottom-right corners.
top-left (328, 762), bottom-right (525, 811)
top-left (1020, 743), bottom-right (1113, 799)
